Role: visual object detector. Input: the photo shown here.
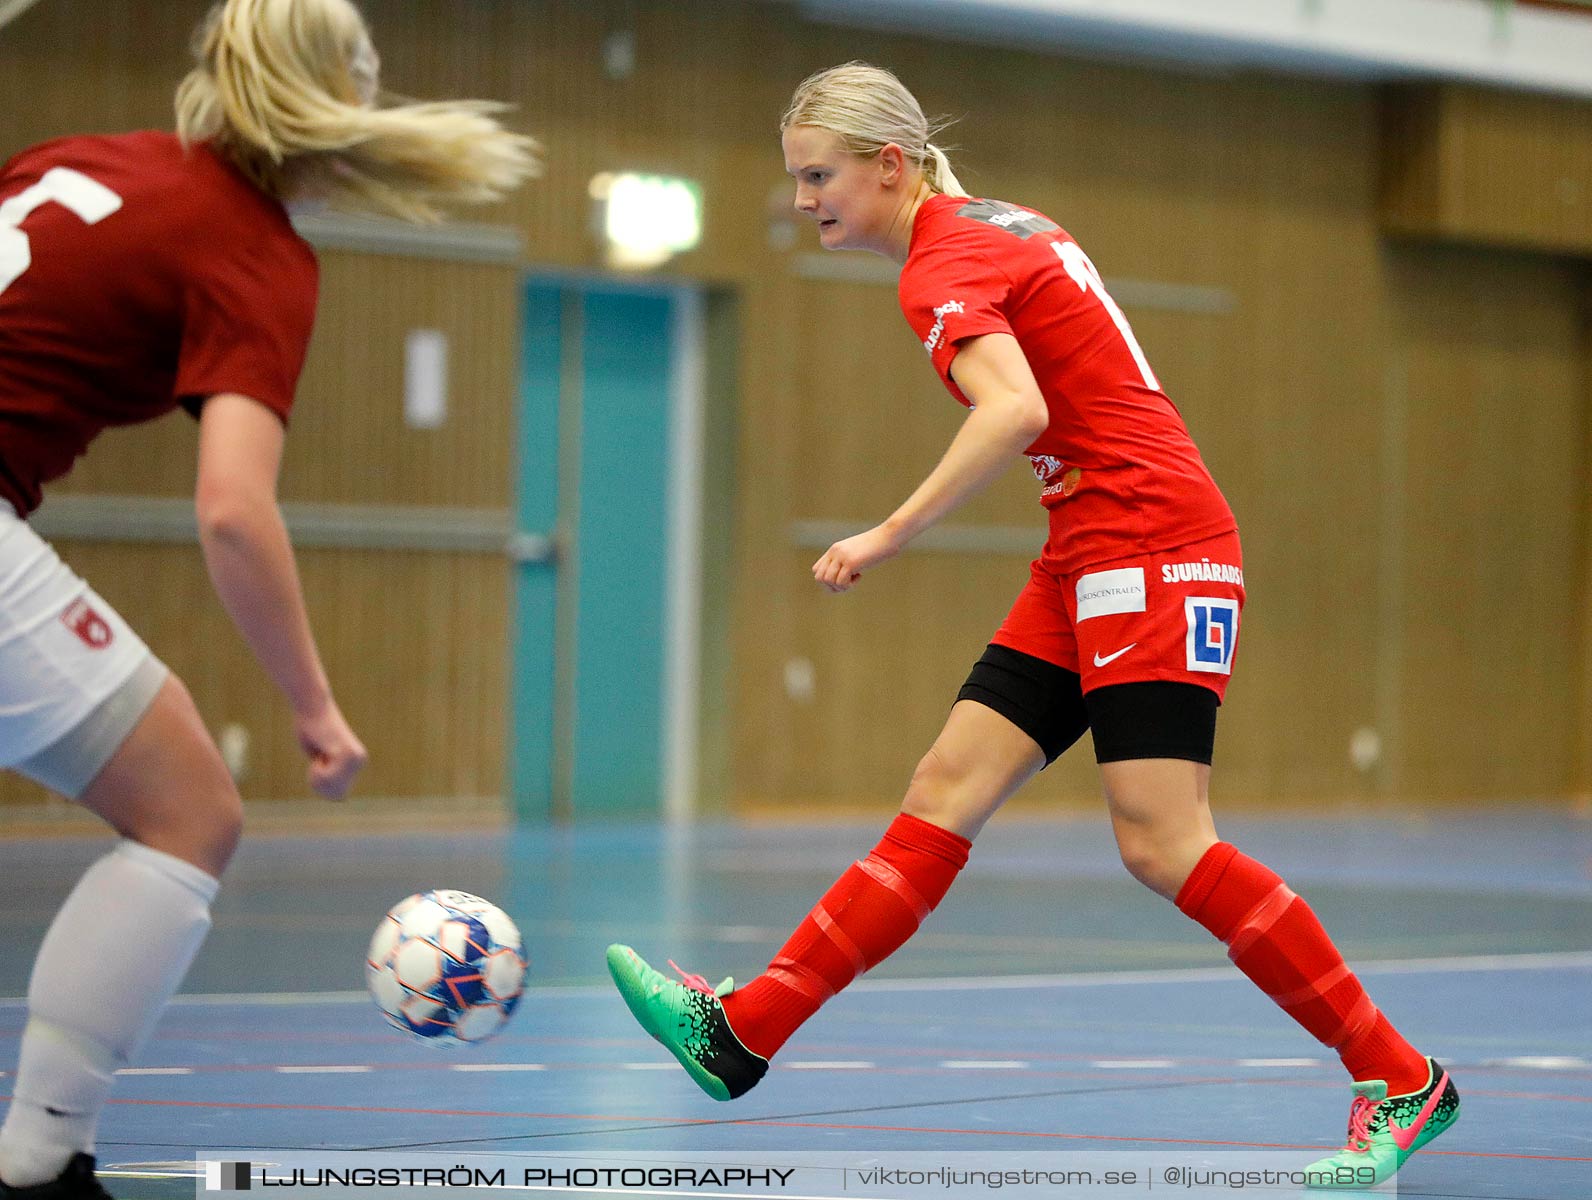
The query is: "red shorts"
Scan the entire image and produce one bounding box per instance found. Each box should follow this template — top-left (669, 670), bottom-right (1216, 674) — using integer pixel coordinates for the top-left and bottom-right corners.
top-left (991, 530), bottom-right (1245, 701)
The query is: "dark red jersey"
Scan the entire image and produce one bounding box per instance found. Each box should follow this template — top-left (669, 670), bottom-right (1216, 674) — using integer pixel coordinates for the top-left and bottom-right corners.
top-left (898, 193), bottom-right (1234, 575)
top-left (0, 131), bottom-right (318, 514)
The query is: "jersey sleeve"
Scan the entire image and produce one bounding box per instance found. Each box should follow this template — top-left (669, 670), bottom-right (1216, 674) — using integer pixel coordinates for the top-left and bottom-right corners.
top-left (174, 227), bottom-right (319, 423)
top-left (898, 231), bottom-right (1015, 404)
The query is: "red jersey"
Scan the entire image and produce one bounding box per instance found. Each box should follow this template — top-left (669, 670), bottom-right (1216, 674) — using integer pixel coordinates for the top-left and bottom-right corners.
top-left (0, 131), bottom-right (319, 515)
top-left (898, 193), bottom-right (1234, 575)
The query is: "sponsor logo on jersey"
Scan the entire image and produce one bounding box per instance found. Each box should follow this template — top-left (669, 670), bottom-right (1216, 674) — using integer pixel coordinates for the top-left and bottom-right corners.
top-left (1185, 597), bottom-right (1238, 674)
top-left (923, 299), bottom-right (965, 353)
top-left (1162, 559), bottom-right (1244, 587)
top-left (1076, 567), bottom-right (1146, 621)
top-left (1030, 454), bottom-right (1065, 482)
top-left (60, 598), bottom-right (113, 650)
top-left (1028, 456), bottom-right (1083, 498)
top-left (955, 199), bottom-right (1061, 239)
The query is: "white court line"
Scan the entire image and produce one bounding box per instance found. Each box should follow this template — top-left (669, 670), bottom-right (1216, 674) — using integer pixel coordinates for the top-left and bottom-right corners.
top-left (850, 949), bottom-right (1592, 993)
top-left (88, 1053), bottom-right (1592, 1077)
top-left (1485, 1055), bottom-right (1590, 1069)
top-left (115, 1068), bottom-right (193, 1076)
top-left (3, 949), bottom-right (1585, 1008)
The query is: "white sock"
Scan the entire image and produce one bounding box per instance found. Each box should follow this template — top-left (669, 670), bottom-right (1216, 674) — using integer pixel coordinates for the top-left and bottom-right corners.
top-left (0, 840), bottom-right (217, 1186)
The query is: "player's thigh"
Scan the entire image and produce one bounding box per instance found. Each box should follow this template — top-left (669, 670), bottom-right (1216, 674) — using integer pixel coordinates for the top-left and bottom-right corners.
top-left (0, 507), bottom-right (156, 774)
top-left (903, 697), bottom-right (1047, 839)
top-left (0, 510), bottom-right (239, 876)
top-left (1088, 682), bottom-right (1220, 895)
top-left (75, 674), bottom-right (242, 878)
top-left (904, 643), bottom-right (1085, 838)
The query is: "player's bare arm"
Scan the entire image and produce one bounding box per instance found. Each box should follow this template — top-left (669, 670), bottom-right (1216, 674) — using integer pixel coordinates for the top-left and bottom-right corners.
top-left (811, 332), bottom-right (1047, 593)
top-left (194, 392), bottom-right (367, 799)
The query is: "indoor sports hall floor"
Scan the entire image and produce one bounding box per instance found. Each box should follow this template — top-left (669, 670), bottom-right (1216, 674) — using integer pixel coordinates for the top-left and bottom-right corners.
top-left (2, 808), bottom-right (1588, 1199)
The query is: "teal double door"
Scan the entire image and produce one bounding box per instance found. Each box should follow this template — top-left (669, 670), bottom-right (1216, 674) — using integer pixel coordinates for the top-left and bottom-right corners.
top-left (510, 279), bottom-right (695, 822)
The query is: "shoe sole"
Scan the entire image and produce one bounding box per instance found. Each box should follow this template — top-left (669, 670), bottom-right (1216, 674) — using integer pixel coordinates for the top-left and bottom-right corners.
top-left (605, 944), bottom-right (733, 1102)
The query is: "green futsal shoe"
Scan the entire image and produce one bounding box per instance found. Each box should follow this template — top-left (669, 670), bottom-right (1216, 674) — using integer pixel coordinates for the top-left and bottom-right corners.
top-left (1303, 1057), bottom-right (1460, 1189)
top-left (605, 943), bottom-right (768, 1101)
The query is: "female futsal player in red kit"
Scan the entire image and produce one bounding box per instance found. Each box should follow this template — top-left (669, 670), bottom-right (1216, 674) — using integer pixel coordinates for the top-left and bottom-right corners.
top-left (0, 2), bottom-right (537, 1196)
top-left (608, 62), bottom-right (1458, 1187)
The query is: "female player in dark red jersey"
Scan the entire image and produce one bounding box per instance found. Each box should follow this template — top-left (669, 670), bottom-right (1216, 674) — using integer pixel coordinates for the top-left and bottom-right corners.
top-left (607, 62), bottom-right (1458, 1187)
top-left (0, 2), bottom-right (537, 1196)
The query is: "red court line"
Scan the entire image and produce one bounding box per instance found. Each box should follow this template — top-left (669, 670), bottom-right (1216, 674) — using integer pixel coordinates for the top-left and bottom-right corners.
top-left (18, 1094), bottom-right (1582, 1165)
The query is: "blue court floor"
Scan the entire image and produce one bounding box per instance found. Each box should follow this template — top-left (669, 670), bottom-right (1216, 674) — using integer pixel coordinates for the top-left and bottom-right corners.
top-left (2, 808), bottom-right (1589, 1199)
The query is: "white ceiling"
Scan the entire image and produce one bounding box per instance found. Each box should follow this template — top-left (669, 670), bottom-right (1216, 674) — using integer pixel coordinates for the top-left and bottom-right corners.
top-left (770, 0), bottom-right (1592, 99)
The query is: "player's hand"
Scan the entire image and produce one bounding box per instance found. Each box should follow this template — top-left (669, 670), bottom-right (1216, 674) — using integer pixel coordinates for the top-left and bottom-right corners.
top-left (294, 699), bottom-right (368, 801)
top-left (812, 524), bottom-right (903, 593)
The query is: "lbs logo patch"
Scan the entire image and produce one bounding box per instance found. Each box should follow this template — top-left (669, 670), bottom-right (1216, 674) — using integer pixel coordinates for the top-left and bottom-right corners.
top-left (60, 598), bottom-right (113, 650)
top-left (1184, 597), bottom-right (1237, 674)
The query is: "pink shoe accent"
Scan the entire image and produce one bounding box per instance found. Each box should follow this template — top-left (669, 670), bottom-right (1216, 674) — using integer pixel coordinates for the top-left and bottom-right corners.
top-left (1341, 1094), bottom-right (1378, 1153)
top-left (1388, 1069), bottom-right (1448, 1151)
top-left (667, 960), bottom-right (713, 996)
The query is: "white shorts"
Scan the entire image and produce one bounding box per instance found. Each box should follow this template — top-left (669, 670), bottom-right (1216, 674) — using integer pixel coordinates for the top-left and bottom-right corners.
top-left (0, 502), bottom-right (165, 794)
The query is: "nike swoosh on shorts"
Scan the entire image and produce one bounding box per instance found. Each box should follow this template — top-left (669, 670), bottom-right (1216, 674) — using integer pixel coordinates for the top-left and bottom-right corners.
top-left (1093, 644), bottom-right (1136, 668)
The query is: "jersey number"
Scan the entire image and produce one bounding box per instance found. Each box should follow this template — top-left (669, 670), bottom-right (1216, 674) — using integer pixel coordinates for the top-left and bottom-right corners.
top-left (1052, 240), bottom-right (1160, 391)
top-left (0, 167), bottom-right (123, 296)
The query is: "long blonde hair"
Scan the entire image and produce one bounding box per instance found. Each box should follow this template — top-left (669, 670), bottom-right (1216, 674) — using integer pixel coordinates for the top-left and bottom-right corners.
top-left (0, 0), bottom-right (45, 31)
top-left (782, 62), bottom-right (968, 199)
top-left (175, 0), bottom-right (540, 223)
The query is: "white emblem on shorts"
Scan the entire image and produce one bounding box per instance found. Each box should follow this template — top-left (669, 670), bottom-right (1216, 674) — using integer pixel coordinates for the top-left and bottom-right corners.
top-left (1075, 568), bottom-right (1146, 622)
top-left (1093, 643), bottom-right (1136, 668)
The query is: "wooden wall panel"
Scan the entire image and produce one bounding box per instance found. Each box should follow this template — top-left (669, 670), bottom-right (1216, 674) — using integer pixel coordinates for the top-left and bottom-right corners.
top-left (51, 254), bottom-right (518, 507)
top-left (1384, 245), bottom-right (1586, 800)
top-left (0, 544), bottom-right (509, 810)
top-left (1, 6), bottom-right (520, 818)
top-left (4, 1), bottom-right (1590, 818)
top-left (1573, 268), bottom-right (1592, 803)
top-left (1382, 84), bottom-right (1592, 257)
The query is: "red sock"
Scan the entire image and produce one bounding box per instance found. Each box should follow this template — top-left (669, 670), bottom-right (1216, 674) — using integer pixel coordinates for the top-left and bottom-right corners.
top-left (1176, 842), bottom-right (1428, 1095)
top-left (722, 812), bottom-right (971, 1059)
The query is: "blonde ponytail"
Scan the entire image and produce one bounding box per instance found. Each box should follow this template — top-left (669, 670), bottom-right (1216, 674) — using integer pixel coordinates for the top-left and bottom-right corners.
top-left (782, 62), bottom-right (969, 199)
top-left (0, 0), bottom-right (45, 31)
top-left (924, 143), bottom-right (968, 200)
top-left (175, 0), bottom-right (539, 223)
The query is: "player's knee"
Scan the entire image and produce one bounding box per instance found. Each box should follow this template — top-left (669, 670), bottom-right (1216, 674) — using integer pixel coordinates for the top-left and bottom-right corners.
top-left (205, 782), bottom-right (245, 869)
top-left (132, 738), bottom-right (243, 875)
top-left (901, 745), bottom-right (964, 823)
top-left (1114, 829), bottom-right (1182, 899)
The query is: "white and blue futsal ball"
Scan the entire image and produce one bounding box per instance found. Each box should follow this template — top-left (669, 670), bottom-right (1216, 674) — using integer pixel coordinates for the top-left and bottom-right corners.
top-left (365, 890), bottom-right (527, 1045)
